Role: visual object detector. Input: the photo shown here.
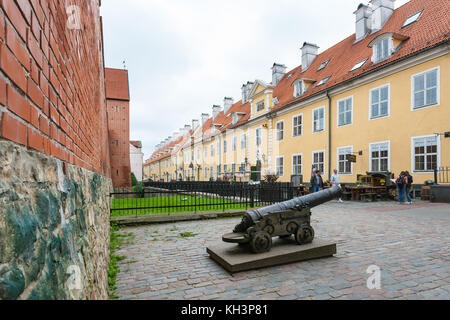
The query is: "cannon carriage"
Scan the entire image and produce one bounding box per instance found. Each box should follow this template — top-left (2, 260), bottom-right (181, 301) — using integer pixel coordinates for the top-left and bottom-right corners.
top-left (222, 186), bottom-right (342, 253)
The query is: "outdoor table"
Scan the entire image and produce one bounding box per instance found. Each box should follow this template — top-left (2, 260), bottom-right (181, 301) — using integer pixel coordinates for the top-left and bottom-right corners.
top-left (345, 186), bottom-right (386, 201)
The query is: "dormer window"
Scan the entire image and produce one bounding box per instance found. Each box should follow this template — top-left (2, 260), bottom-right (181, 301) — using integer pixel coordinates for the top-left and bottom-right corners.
top-left (317, 76), bottom-right (331, 87)
top-left (403, 10), bottom-right (422, 28)
top-left (350, 58), bottom-right (368, 72)
top-left (317, 59), bottom-right (330, 71)
top-left (293, 80), bottom-right (304, 97)
top-left (375, 38), bottom-right (390, 61)
top-left (256, 101), bottom-right (265, 112)
top-left (232, 113), bottom-right (238, 125)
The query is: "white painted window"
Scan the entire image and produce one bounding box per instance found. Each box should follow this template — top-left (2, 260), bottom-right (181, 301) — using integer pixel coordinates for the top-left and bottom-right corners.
top-left (412, 136), bottom-right (439, 172)
top-left (204, 167), bottom-right (208, 178)
top-left (232, 164), bottom-right (236, 175)
top-left (312, 151), bottom-right (325, 174)
top-left (210, 166), bottom-right (213, 179)
top-left (276, 157), bottom-right (284, 177)
top-left (241, 134), bottom-right (247, 150)
top-left (372, 36), bottom-right (393, 64)
top-left (294, 81), bottom-right (304, 97)
top-left (292, 154), bottom-right (302, 175)
top-left (370, 142), bottom-right (390, 172)
top-left (232, 137), bottom-right (237, 151)
top-left (338, 146), bottom-right (353, 174)
top-left (216, 142), bottom-right (220, 155)
top-left (276, 121), bottom-right (284, 141)
top-left (313, 107), bottom-right (325, 132)
top-left (224, 164), bottom-right (228, 173)
top-left (412, 67), bottom-right (439, 109)
top-left (216, 165), bottom-right (221, 178)
top-left (210, 145), bottom-right (214, 157)
top-left (256, 101), bottom-right (265, 112)
top-left (256, 128), bottom-right (262, 146)
top-left (223, 140), bottom-right (227, 154)
top-left (350, 58), bottom-right (368, 72)
top-left (232, 113), bottom-right (238, 125)
top-left (403, 10), bottom-right (422, 28)
top-left (293, 115), bottom-right (303, 137)
top-left (317, 76), bottom-right (330, 87)
top-left (370, 85), bottom-right (390, 119)
top-left (317, 59), bottom-right (330, 71)
top-left (338, 97), bottom-right (353, 127)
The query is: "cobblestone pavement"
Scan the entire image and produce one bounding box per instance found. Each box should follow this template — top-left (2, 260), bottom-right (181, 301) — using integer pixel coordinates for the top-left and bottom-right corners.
top-left (115, 201), bottom-right (450, 300)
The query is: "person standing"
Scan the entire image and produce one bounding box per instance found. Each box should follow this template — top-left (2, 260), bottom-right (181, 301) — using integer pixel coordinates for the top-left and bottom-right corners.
top-left (405, 171), bottom-right (413, 204)
top-left (331, 169), bottom-right (343, 203)
top-left (396, 171), bottom-right (407, 204)
top-left (310, 170), bottom-right (324, 193)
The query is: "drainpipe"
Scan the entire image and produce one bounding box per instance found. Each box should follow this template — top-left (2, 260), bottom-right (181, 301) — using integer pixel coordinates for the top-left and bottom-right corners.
top-left (326, 90), bottom-right (332, 180)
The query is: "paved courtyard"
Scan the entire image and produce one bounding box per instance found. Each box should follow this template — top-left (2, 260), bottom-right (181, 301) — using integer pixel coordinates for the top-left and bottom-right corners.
top-left (115, 201), bottom-right (450, 300)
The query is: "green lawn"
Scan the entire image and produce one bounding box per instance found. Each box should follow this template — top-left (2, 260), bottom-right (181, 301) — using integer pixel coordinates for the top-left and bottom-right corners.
top-left (110, 195), bottom-right (256, 217)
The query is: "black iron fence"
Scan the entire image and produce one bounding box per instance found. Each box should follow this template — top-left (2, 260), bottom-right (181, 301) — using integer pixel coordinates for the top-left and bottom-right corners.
top-left (110, 181), bottom-right (296, 217)
top-left (435, 167), bottom-right (450, 184)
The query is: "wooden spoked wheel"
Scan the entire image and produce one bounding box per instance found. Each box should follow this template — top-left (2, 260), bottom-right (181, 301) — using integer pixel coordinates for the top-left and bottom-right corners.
top-left (295, 225), bottom-right (315, 245)
top-left (250, 231), bottom-right (272, 253)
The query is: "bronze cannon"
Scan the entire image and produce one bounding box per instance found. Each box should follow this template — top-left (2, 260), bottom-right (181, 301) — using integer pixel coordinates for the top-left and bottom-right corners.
top-left (222, 186), bottom-right (342, 253)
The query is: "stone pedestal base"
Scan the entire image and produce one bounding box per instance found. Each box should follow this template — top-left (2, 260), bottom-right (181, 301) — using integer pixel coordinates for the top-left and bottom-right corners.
top-left (207, 238), bottom-right (337, 273)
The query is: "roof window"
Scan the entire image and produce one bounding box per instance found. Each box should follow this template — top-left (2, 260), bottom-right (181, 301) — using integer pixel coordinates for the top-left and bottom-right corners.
top-left (402, 10), bottom-right (423, 28)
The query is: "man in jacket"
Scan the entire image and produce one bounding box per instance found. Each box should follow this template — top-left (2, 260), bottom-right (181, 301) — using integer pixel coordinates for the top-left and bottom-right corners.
top-left (310, 170), bottom-right (324, 193)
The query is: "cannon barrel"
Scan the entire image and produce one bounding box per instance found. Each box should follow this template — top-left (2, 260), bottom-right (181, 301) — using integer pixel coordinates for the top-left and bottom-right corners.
top-left (234, 186), bottom-right (342, 233)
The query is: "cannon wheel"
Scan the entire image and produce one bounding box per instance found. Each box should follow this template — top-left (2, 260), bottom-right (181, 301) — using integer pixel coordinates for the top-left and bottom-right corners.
top-left (295, 225), bottom-right (315, 245)
top-left (250, 231), bottom-right (272, 253)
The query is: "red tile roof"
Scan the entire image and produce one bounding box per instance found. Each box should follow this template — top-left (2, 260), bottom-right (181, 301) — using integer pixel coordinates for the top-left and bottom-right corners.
top-left (105, 68), bottom-right (130, 101)
top-left (272, 0), bottom-right (450, 111)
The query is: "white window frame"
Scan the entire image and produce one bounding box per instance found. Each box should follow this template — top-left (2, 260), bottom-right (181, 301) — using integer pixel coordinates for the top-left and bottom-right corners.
top-left (232, 136), bottom-right (237, 152)
top-left (312, 150), bottom-right (326, 175)
top-left (337, 146), bottom-right (354, 175)
top-left (292, 114), bottom-right (303, 137)
top-left (276, 120), bottom-right (284, 141)
top-left (240, 133), bottom-right (247, 150)
top-left (255, 127), bottom-right (262, 147)
top-left (292, 153), bottom-right (303, 175)
top-left (411, 134), bottom-right (441, 174)
top-left (293, 80), bottom-right (304, 97)
top-left (256, 101), bottom-right (265, 112)
top-left (312, 106), bottom-right (325, 133)
top-left (372, 35), bottom-right (394, 64)
top-left (369, 84), bottom-right (390, 120)
top-left (337, 96), bottom-right (353, 127)
top-left (232, 163), bottom-right (236, 175)
top-left (223, 139), bottom-right (227, 154)
top-left (369, 141), bottom-right (391, 172)
top-left (410, 66), bottom-right (440, 111)
top-left (276, 156), bottom-right (284, 177)
top-left (210, 145), bottom-right (214, 157)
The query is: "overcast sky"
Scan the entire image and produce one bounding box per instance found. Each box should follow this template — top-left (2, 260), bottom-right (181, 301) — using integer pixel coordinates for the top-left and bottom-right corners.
top-left (101, 0), bottom-right (410, 160)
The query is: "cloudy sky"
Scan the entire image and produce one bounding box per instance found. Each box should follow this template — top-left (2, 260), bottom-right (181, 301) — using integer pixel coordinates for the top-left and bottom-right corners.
top-left (101, 0), bottom-right (410, 160)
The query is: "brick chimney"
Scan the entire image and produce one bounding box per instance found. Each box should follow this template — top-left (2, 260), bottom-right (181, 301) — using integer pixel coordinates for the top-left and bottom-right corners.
top-left (272, 63), bottom-right (287, 86)
top-left (354, 3), bottom-right (372, 42)
top-left (301, 42), bottom-right (319, 72)
top-left (370, 0), bottom-right (395, 31)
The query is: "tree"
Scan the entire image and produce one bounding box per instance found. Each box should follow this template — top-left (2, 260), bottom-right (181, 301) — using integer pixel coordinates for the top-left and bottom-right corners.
top-left (131, 172), bottom-right (138, 187)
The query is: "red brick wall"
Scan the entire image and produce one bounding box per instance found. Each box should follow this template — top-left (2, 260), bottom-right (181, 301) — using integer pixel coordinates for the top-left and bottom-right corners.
top-left (0, 0), bottom-right (111, 177)
top-left (107, 98), bottom-right (131, 188)
top-left (105, 68), bottom-right (131, 188)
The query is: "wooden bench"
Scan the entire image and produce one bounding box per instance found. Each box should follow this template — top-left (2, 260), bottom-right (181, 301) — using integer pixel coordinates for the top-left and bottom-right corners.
top-left (360, 193), bottom-right (378, 202)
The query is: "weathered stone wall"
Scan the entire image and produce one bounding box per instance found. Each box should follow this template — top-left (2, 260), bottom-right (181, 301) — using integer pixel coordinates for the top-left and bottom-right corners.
top-left (0, 141), bottom-right (112, 300)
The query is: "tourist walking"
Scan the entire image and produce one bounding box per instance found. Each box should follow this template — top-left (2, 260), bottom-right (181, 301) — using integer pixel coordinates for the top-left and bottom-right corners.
top-left (310, 170), bottom-right (324, 193)
top-left (405, 171), bottom-right (413, 204)
top-left (396, 171), bottom-right (407, 204)
top-left (331, 169), bottom-right (343, 203)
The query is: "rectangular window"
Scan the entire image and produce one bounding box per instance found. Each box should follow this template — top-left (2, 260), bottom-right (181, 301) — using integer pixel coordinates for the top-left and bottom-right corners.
top-left (338, 147), bottom-right (353, 174)
top-left (370, 85), bottom-right (389, 119)
top-left (241, 134), bottom-right (247, 150)
top-left (217, 165), bottom-right (221, 178)
top-left (276, 157), bottom-right (284, 177)
top-left (292, 154), bottom-right (302, 175)
top-left (204, 147), bottom-right (207, 158)
top-left (294, 81), bottom-right (303, 97)
top-left (338, 97), bottom-right (353, 127)
top-left (223, 140), bottom-right (227, 154)
top-left (223, 164), bottom-right (228, 173)
top-left (276, 121), bottom-right (284, 141)
top-left (210, 145), bottom-right (214, 157)
top-left (232, 137), bottom-right (237, 151)
top-left (376, 38), bottom-right (389, 62)
top-left (204, 167), bottom-right (208, 178)
top-left (313, 108), bottom-right (325, 132)
top-left (240, 162), bottom-right (245, 173)
top-left (370, 142), bottom-right (390, 172)
top-left (293, 115), bottom-right (303, 137)
top-left (256, 128), bottom-right (262, 146)
top-left (210, 167), bottom-right (213, 179)
top-left (256, 101), bottom-right (265, 112)
top-left (412, 68), bottom-right (439, 109)
top-left (232, 163), bottom-right (236, 175)
top-left (413, 136), bottom-right (438, 172)
top-left (312, 151), bottom-right (325, 174)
